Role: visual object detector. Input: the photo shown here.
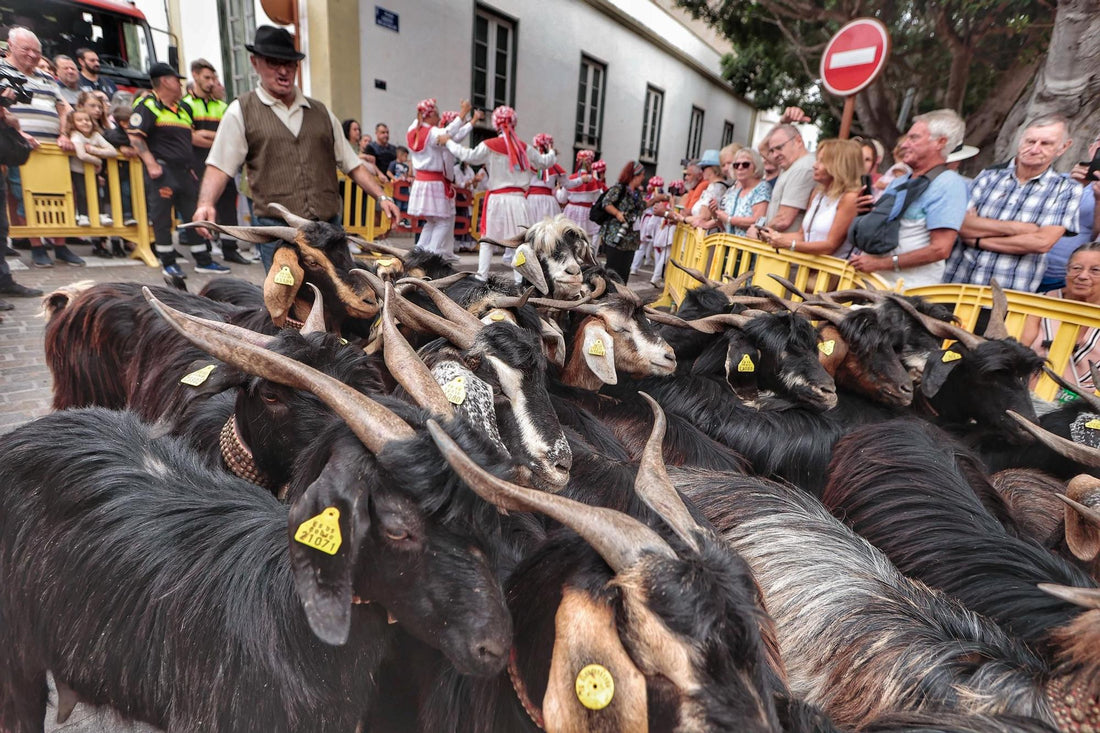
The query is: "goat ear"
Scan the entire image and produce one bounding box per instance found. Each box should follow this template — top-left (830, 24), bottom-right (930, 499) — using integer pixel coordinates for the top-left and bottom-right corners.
top-left (724, 337), bottom-right (762, 401)
top-left (1064, 476), bottom-right (1100, 561)
top-left (513, 243), bottom-right (550, 295)
top-left (920, 347), bottom-right (963, 398)
top-left (581, 321), bottom-right (617, 385)
top-left (816, 325), bottom-right (850, 377)
top-left (540, 319), bottom-right (567, 369)
top-left (287, 445), bottom-right (370, 646)
top-left (542, 586), bottom-right (649, 733)
top-left (263, 247), bottom-right (305, 327)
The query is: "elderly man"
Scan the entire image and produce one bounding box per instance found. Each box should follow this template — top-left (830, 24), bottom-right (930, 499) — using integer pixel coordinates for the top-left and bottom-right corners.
top-left (53, 55), bottom-right (80, 105)
top-left (3, 27), bottom-right (84, 268)
top-left (850, 109), bottom-right (970, 288)
top-left (760, 123), bottom-right (815, 236)
top-left (944, 114), bottom-right (1081, 292)
top-left (195, 25), bottom-right (399, 271)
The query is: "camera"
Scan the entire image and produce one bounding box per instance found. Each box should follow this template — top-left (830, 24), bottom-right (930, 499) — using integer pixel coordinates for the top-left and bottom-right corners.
top-left (861, 174), bottom-right (874, 197)
top-left (1082, 148), bottom-right (1100, 182)
top-left (0, 66), bottom-right (32, 107)
top-left (754, 216), bottom-right (767, 229)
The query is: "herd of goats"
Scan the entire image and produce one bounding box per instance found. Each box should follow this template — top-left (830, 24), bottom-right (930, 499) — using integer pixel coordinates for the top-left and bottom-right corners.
top-left (1, 209), bottom-right (1099, 733)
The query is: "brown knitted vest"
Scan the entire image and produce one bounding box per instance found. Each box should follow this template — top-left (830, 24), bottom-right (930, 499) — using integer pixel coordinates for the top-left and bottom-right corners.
top-left (239, 91), bottom-right (342, 220)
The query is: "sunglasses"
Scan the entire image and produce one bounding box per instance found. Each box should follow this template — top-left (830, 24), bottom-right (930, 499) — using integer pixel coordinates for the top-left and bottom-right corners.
top-left (731, 161), bottom-right (753, 169)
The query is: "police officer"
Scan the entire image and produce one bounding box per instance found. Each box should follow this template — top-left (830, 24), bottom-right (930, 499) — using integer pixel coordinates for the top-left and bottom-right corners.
top-left (128, 62), bottom-right (228, 278)
top-left (183, 58), bottom-right (249, 265)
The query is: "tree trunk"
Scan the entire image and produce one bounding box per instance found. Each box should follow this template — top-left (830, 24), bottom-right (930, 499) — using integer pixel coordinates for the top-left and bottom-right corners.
top-left (994, 0), bottom-right (1100, 170)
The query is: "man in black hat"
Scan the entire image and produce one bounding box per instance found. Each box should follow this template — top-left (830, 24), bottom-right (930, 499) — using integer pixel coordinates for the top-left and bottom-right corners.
top-left (195, 25), bottom-right (400, 271)
top-left (129, 62), bottom-right (229, 278)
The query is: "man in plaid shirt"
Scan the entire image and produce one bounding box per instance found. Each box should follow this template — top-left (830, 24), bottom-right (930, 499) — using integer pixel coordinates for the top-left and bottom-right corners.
top-left (944, 114), bottom-right (1080, 292)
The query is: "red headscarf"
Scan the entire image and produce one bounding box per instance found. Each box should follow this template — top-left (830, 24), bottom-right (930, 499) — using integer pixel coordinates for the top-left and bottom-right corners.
top-left (407, 98), bottom-right (438, 153)
top-left (492, 105), bottom-right (530, 173)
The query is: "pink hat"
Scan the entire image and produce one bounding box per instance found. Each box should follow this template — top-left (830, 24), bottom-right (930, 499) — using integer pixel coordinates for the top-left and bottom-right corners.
top-left (532, 133), bottom-right (554, 152)
top-left (591, 159), bottom-right (607, 173)
top-left (576, 149), bottom-right (595, 165)
top-left (439, 110), bottom-right (459, 126)
top-left (648, 176), bottom-right (665, 190)
top-left (417, 98), bottom-right (438, 117)
top-left (667, 180), bottom-right (686, 195)
top-left (492, 105), bottom-right (517, 131)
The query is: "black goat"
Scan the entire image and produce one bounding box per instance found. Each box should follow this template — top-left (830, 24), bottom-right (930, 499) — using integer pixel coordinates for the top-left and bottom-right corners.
top-left (823, 419), bottom-right (1096, 657)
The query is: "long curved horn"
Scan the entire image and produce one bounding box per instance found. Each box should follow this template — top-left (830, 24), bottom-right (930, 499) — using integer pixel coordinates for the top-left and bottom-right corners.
top-left (382, 284), bottom-right (453, 417)
top-left (179, 221), bottom-right (299, 245)
top-left (266, 202), bottom-right (313, 229)
top-left (769, 274), bottom-right (815, 302)
top-left (1041, 366), bottom-right (1100, 414)
top-left (643, 306), bottom-right (696, 328)
top-left (683, 312), bottom-right (755, 334)
top-left (893, 299), bottom-right (984, 351)
top-left (143, 287), bottom-right (413, 454)
top-left (529, 296), bottom-right (595, 310)
top-left (299, 283), bottom-right (327, 335)
top-left (158, 308), bottom-right (278, 349)
top-left (717, 270), bottom-right (755, 297)
top-left (587, 274), bottom-right (608, 300)
top-left (395, 277), bottom-right (486, 335)
top-left (797, 304), bottom-right (849, 329)
top-left (1056, 494), bottom-right (1100, 529)
top-left (608, 279), bottom-right (643, 307)
top-left (1006, 410), bottom-right (1100, 468)
top-left (421, 271), bottom-right (471, 289)
top-left (1037, 583), bottom-right (1100, 610)
top-left (350, 236), bottom-right (410, 260)
top-left (486, 286), bottom-right (536, 310)
top-left (426, 420), bottom-right (675, 572)
top-left (635, 393), bottom-right (702, 553)
top-left (983, 278), bottom-right (1010, 340)
top-left (670, 260), bottom-right (719, 288)
top-left (386, 288), bottom-right (479, 350)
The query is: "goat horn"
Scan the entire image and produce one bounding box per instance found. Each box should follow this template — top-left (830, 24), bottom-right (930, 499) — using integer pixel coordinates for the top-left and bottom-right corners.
top-left (425, 420), bottom-right (676, 572)
top-left (1041, 367), bottom-right (1100, 414)
top-left (1056, 493), bottom-right (1100, 529)
top-left (643, 306), bottom-right (695, 328)
top-left (635, 393), bottom-right (703, 553)
top-left (486, 286), bottom-right (536, 310)
top-left (587, 274), bottom-right (609, 300)
top-left (759, 289), bottom-right (796, 313)
top-left (769, 274), bottom-right (814, 302)
top-left (385, 286), bottom-right (479, 351)
top-left (526, 295), bottom-right (594, 310)
top-left (348, 234), bottom-right (409, 260)
top-left (1037, 583), bottom-right (1100, 610)
top-left (395, 277), bottom-right (486, 336)
top-left (422, 271), bottom-right (471, 289)
top-left (717, 270), bottom-right (754, 297)
top-left (265, 202), bottom-right (313, 229)
top-left (298, 283), bottom-right (326, 335)
top-left (797, 304), bottom-right (849, 329)
top-left (897, 302), bottom-right (984, 351)
top-left (143, 287), bottom-right (413, 454)
top-left (823, 288), bottom-right (887, 304)
top-left (683, 312), bottom-right (754, 334)
top-left (382, 284), bottom-right (453, 417)
top-left (670, 260), bottom-right (719, 287)
top-left (983, 279), bottom-right (1010, 340)
top-left (1006, 410), bottom-right (1100, 468)
top-left (179, 221), bottom-right (299, 245)
top-left (609, 279), bottom-right (643, 306)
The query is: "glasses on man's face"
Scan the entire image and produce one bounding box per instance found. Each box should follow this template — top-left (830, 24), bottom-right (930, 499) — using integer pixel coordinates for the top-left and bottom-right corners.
top-left (1067, 264), bottom-right (1100, 277)
top-left (731, 161), bottom-right (753, 170)
top-left (769, 137), bottom-right (795, 154)
top-left (262, 57), bottom-right (299, 70)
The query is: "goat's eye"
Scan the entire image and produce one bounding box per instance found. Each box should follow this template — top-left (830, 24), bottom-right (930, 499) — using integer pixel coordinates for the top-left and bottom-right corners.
top-left (260, 389), bottom-right (279, 404)
top-left (383, 528), bottom-right (409, 542)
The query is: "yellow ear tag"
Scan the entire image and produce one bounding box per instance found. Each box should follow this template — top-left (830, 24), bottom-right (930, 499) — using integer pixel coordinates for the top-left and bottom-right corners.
top-left (942, 350), bottom-right (962, 363)
top-left (1086, 419), bottom-right (1100, 430)
top-left (339, 338), bottom-right (349, 345)
top-left (377, 257), bottom-right (394, 267)
top-left (575, 664), bottom-right (614, 710)
top-left (443, 376), bottom-right (466, 405)
top-left (818, 339), bottom-right (835, 356)
top-left (737, 354), bottom-right (755, 373)
top-left (293, 507), bottom-right (342, 555)
top-left (274, 265), bottom-right (295, 286)
top-left (514, 251), bottom-right (527, 267)
top-left (588, 338), bottom-right (606, 356)
top-left (490, 311), bottom-right (506, 322)
top-left (180, 364), bottom-right (216, 386)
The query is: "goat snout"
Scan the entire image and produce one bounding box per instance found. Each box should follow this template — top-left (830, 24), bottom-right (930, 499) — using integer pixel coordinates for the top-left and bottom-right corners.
top-left (812, 384), bottom-right (839, 409)
top-left (465, 631), bottom-right (510, 676)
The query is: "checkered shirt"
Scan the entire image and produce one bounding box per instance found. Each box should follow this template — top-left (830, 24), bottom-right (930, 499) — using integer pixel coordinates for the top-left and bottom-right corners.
top-left (944, 161), bottom-right (1080, 291)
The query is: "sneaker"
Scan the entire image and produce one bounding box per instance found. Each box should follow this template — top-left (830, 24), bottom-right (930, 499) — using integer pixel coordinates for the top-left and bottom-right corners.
top-left (195, 261), bottom-right (231, 273)
top-left (123, 217), bottom-right (137, 226)
top-left (99, 215), bottom-right (113, 226)
top-left (0, 279), bottom-right (42, 297)
top-left (222, 250), bottom-right (252, 265)
top-left (92, 244), bottom-right (112, 258)
top-left (75, 214), bottom-right (91, 226)
top-left (53, 246), bottom-right (86, 267)
top-left (161, 264), bottom-right (187, 279)
top-left (31, 248), bottom-right (53, 268)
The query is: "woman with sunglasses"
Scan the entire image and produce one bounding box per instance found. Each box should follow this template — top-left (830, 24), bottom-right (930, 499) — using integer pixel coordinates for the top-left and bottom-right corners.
top-left (713, 148), bottom-right (770, 235)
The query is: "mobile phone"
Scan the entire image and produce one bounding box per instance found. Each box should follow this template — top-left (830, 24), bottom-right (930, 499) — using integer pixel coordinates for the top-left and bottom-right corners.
top-left (1085, 148), bottom-right (1100, 181)
top-left (754, 217), bottom-right (767, 228)
top-left (861, 174), bottom-right (874, 197)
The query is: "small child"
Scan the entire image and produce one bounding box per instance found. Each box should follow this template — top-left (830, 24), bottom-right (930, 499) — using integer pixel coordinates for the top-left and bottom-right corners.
top-left (387, 146), bottom-right (411, 182)
top-left (68, 109), bottom-right (118, 227)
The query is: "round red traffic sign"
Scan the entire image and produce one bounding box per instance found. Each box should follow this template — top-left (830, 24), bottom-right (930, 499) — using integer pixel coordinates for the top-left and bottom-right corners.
top-left (820, 18), bottom-right (890, 97)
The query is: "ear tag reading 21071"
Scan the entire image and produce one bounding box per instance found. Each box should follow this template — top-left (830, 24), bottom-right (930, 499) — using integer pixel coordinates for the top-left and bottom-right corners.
top-left (180, 364), bottom-right (216, 386)
top-left (274, 266), bottom-right (296, 286)
top-left (575, 664), bottom-right (614, 710)
top-left (294, 507), bottom-right (342, 555)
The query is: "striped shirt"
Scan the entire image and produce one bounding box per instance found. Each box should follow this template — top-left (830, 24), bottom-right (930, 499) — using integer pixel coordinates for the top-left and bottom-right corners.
top-left (944, 160), bottom-right (1080, 292)
top-left (2, 63), bottom-right (65, 141)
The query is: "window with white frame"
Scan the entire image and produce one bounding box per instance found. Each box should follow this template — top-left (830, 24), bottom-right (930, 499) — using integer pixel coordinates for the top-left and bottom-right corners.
top-left (575, 55), bottom-right (606, 151)
top-left (640, 85), bottom-right (663, 163)
top-left (686, 106), bottom-right (705, 160)
top-left (722, 121), bottom-right (735, 147)
top-left (473, 6), bottom-right (515, 112)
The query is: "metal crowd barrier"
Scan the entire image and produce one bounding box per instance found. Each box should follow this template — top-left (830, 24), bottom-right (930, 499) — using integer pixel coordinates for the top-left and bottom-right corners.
top-left (338, 178), bottom-right (485, 241)
top-left (10, 143), bottom-right (157, 266)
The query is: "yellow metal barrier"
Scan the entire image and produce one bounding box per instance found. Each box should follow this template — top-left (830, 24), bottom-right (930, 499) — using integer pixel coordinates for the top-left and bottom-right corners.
top-left (339, 176), bottom-right (392, 241)
top-left (471, 191), bottom-right (485, 239)
top-left (904, 283), bottom-right (1100, 400)
top-left (654, 225), bottom-right (888, 308)
top-left (10, 143), bottom-right (156, 266)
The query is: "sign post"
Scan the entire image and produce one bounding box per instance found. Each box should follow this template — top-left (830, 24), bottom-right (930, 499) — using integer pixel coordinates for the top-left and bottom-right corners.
top-left (820, 18), bottom-right (890, 139)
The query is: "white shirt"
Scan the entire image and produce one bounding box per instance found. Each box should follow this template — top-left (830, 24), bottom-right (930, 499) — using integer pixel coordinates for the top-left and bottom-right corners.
top-left (206, 86), bottom-right (362, 177)
top-left (409, 116), bottom-right (469, 175)
top-left (445, 138), bottom-right (555, 192)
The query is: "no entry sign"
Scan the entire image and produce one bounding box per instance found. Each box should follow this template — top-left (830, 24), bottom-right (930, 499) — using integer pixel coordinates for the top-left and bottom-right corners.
top-left (820, 18), bottom-right (890, 97)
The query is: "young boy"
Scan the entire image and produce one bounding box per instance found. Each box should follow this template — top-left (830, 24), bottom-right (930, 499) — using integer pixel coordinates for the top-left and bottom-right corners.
top-left (387, 146), bottom-right (411, 182)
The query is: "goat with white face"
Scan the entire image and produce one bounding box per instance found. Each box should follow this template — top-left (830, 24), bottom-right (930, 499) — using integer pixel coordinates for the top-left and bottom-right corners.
top-left (507, 215), bottom-right (589, 300)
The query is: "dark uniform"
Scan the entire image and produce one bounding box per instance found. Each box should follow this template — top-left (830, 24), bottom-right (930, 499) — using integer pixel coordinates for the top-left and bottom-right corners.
top-left (129, 94), bottom-right (215, 270)
top-left (184, 93), bottom-right (248, 264)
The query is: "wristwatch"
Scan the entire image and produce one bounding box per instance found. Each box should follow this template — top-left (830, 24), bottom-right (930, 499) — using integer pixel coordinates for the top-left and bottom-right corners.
top-left (892, 254), bottom-right (901, 272)
top-left (379, 195), bottom-right (393, 203)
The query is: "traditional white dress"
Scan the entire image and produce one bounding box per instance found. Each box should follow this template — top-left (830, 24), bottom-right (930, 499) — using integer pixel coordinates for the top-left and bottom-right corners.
top-left (527, 164), bottom-right (564, 225)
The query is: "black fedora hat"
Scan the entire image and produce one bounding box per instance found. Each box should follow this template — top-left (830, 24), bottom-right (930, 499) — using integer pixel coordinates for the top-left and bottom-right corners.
top-left (245, 25), bottom-right (306, 61)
